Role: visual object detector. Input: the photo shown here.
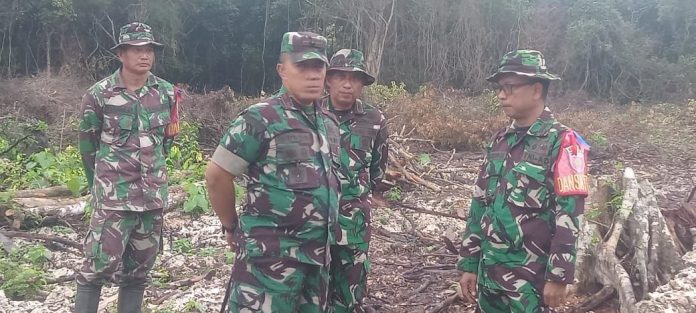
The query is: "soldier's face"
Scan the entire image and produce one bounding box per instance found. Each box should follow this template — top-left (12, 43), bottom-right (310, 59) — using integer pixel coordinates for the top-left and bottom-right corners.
top-left (326, 71), bottom-right (365, 109)
top-left (118, 45), bottom-right (155, 75)
top-left (496, 74), bottom-right (543, 119)
top-left (277, 57), bottom-right (327, 105)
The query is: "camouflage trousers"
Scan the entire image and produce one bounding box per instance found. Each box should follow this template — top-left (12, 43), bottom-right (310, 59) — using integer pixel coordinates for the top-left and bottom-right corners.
top-left (76, 208), bottom-right (163, 286)
top-left (226, 256), bottom-right (330, 313)
top-left (329, 243), bottom-right (370, 313)
top-left (476, 285), bottom-right (552, 313)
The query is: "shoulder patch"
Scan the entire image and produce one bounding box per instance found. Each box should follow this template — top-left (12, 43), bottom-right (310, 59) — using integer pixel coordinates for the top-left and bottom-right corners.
top-left (554, 130), bottom-right (590, 197)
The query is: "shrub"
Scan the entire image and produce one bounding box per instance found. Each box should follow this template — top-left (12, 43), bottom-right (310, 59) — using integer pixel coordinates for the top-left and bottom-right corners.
top-left (384, 88), bottom-right (507, 149)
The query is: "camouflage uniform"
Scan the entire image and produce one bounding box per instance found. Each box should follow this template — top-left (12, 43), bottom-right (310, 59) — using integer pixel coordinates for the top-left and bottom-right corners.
top-left (322, 49), bottom-right (388, 313)
top-left (76, 22), bottom-right (174, 287)
top-left (211, 32), bottom-right (340, 313)
top-left (458, 50), bottom-right (588, 313)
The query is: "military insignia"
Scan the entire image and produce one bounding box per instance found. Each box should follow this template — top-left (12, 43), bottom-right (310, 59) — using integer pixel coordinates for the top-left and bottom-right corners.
top-left (568, 146), bottom-right (586, 173)
top-left (554, 130), bottom-right (590, 196)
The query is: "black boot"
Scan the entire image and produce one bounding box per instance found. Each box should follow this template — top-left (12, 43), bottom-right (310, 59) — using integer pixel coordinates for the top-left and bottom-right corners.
top-left (74, 283), bottom-right (102, 313)
top-left (117, 283), bottom-right (146, 313)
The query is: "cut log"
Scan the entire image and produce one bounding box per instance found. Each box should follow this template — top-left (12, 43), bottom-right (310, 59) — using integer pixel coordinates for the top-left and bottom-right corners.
top-left (11, 186), bottom-right (74, 198)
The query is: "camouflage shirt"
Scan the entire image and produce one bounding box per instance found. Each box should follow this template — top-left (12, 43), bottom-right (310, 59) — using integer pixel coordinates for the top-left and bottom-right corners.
top-left (458, 108), bottom-right (586, 291)
top-left (211, 93), bottom-right (341, 266)
top-left (79, 70), bottom-right (175, 212)
top-left (324, 98), bottom-right (388, 245)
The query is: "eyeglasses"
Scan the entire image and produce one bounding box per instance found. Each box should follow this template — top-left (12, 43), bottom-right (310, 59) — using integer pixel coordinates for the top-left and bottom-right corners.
top-left (496, 82), bottom-right (535, 95)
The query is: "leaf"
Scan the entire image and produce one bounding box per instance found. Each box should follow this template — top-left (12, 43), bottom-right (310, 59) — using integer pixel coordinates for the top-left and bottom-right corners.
top-left (183, 198), bottom-right (196, 212)
top-left (418, 153), bottom-right (431, 166)
top-left (0, 192), bottom-right (13, 203)
top-left (34, 152), bottom-right (56, 169)
top-left (196, 195), bottom-right (209, 211)
top-left (66, 176), bottom-right (83, 197)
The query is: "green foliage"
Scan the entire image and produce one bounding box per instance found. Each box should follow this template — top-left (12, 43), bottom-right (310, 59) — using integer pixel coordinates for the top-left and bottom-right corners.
top-left (182, 183), bottom-right (210, 216)
top-left (173, 238), bottom-right (195, 255)
top-left (224, 251), bottom-right (235, 265)
top-left (1, 0), bottom-right (696, 102)
top-left (152, 267), bottom-right (172, 288)
top-left (168, 122), bottom-right (206, 185)
top-left (199, 246), bottom-right (218, 257)
top-left (366, 82), bottom-right (410, 105)
top-left (587, 132), bottom-right (608, 147)
top-left (386, 186), bottom-right (402, 202)
top-left (183, 299), bottom-right (206, 312)
top-left (609, 193), bottom-right (624, 212)
top-left (418, 153), bottom-right (431, 166)
top-left (0, 263), bottom-right (47, 299)
top-left (0, 145), bottom-right (85, 193)
top-left (0, 244), bottom-right (51, 299)
top-left (0, 191), bottom-right (13, 204)
top-left (24, 245), bottom-right (52, 266)
top-left (51, 225), bottom-right (73, 234)
top-left (584, 206), bottom-right (603, 221)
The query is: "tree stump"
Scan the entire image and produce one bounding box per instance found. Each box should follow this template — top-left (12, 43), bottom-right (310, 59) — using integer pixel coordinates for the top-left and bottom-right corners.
top-left (574, 168), bottom-right (685, 313)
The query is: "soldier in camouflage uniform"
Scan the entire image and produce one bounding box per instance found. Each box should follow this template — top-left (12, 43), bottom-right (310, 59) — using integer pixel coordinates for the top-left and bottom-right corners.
top-left (457, 50), bottom-right (589, 313)
top-left (75, 22), bottom-right (178, 313)
top-left (205, 32), bottom-right (341, 313)
top-left (321, 49), bottom-right (388, 313)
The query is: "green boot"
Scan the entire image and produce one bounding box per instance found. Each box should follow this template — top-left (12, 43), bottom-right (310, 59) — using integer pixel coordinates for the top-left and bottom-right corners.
top-left (117, 283), bottom-right (146, 313)
top-left (74, 283), bottom-right (102, 313)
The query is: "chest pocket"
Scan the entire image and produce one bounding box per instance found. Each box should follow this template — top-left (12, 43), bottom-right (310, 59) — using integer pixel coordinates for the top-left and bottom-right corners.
top-left (148, 107), bottom-right (171, 144)
top-left (348, 123), bottom-right (376, 170)
top-left (275, 131), bottom-right (321, 189)
top-left (507, 161), bottom-right (549, 209)
top-left (326, 121), bottom-right (341, 166)
top-left (101, 103), bottom-right (134, 146)
top-left (479, 150), bottom-right (506, 204)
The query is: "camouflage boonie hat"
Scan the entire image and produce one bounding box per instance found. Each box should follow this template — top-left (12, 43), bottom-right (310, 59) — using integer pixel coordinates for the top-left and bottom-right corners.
top-left (487, 49), bottom-right (560, 82)
top-left (280, 32), bottom-right (329, 64)
top-left (328, 49), bottom-right (375, 85)
top-left (111, 22), bottom-right (164, 51)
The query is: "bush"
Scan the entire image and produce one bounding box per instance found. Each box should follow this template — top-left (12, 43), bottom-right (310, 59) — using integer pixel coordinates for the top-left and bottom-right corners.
top-left (365, 81), bottom-right (410, 106)
top-left (384, 88), bottom-right (507, 149)
top-left (0, 244), bottom-right (51, 299)
top-left (0, 144), bottom-right (85, 193)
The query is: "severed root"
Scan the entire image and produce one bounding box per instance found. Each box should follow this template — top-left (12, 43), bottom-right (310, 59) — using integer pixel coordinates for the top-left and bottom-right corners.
top-left (571, 285), bottom-right (615, 313)
top-left (427, 294), bottom-right (461, 313)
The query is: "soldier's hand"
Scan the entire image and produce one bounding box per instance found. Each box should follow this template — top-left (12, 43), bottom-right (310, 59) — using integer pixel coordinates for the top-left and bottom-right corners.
top-left (543, 281), bottom-right (568, 307)
top-left (224, 232), bottom-right (237, 252)
top-left (458, 272), bottom-right (478, 303)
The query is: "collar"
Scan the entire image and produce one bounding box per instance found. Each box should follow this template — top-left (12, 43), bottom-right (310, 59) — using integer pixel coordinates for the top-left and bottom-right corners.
top-left (279, 92), bottom-right (327, 115)
top-left (111, 69), bottom-right (159, 91)
top-left (504, 107), bottom-right (555, 137)
top-left (325, 98), bottom-right (366, 115)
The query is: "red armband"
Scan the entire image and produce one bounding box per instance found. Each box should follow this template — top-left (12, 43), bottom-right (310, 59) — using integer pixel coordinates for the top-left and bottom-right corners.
top-left (554, 130), bottom-right (590, 196)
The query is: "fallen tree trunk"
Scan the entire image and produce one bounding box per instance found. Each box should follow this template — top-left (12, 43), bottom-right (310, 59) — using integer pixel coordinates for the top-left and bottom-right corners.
top-left (2, 185), bottom-right (188, 229)
top-left (574, 168), bottom-right (685, 313)
top-left (11, 186), bottom-right (74, 198)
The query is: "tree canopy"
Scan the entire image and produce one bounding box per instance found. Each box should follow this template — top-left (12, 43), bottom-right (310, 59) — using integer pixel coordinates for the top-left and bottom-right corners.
top-left (1, 0), bottom-right (694, 102)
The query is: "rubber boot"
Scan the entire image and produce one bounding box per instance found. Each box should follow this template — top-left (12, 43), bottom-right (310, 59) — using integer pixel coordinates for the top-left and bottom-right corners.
top-left (117, 283), bottom-right (146, 313)
top-left (74, 283), bottom-right (102, 313)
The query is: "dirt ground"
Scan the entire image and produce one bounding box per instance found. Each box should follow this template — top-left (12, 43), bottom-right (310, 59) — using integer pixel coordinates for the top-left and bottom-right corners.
top-left (1, 75), bottom-right (694, 312)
